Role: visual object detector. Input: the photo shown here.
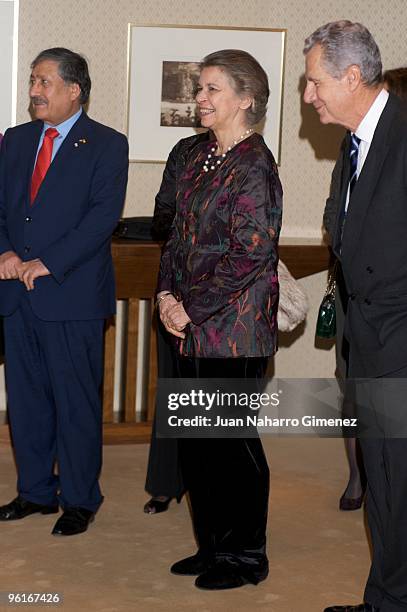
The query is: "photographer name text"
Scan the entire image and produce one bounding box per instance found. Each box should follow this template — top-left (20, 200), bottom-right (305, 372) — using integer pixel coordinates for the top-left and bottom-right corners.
top-left (167, 415), bottom-right (358, 428)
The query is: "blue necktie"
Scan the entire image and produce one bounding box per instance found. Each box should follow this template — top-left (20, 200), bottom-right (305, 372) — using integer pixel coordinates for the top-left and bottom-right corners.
top-left (349, 133), bottom-right (361, 196)
top-left (337, 134), bottom-right (361, 251)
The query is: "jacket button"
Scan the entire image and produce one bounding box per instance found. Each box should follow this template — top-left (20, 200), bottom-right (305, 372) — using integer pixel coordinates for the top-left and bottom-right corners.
top-left (366, 266), bottom-right (373, 273)
top-left (364, 298), bottom-right (371, 305)
top-left (24, 246), bottom-right (31, 253)
top-left (25, 216), bottom-right (32, 223)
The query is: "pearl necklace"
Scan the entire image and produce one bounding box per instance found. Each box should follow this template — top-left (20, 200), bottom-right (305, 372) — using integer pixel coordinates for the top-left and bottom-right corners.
top-left (203, 128), bottom-right (253, 172)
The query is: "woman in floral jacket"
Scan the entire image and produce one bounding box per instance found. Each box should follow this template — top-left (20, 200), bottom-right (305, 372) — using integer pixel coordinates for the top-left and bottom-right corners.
top-left (157, 49), bottom-right (282, 590)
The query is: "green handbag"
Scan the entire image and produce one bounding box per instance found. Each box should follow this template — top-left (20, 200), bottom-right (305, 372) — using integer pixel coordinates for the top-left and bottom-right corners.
top-left (316, 263), bottom-right (337, 338)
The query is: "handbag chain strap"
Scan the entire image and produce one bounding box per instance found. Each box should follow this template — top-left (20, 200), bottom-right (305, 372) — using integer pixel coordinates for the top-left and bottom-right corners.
top-left (324, 260), bottom-right (338, 298)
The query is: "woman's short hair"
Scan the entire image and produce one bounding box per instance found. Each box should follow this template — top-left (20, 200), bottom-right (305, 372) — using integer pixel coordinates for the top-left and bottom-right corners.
top-left (31, 47), bottom-right (91, 104)
top-left (200, 49), bottom-right (269, 125)
top-left (303, 20), bottom-right (382, 87)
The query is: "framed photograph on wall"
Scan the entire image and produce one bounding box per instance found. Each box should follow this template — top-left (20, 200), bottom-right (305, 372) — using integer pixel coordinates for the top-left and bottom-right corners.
top-left (127, 24), bottom-right (286, 163)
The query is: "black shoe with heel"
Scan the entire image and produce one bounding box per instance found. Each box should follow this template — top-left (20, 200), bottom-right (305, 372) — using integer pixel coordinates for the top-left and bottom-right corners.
top-left (339, 469), bottom-right (367, 511)
top-left (339, 476), bottom-right (367, 511)
top-left (339, 492), bottom-right (365, 511)
top-left (143, 495), bottom-right (181, 514)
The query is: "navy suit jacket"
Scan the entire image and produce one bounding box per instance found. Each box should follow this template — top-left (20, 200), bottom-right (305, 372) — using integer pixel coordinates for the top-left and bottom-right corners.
top-left (0, 112), bottom-right (128, 320)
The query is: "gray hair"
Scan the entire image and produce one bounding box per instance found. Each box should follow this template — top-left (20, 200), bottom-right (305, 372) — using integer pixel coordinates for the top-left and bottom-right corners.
top-left (303, 20), bottom-right (382, 86)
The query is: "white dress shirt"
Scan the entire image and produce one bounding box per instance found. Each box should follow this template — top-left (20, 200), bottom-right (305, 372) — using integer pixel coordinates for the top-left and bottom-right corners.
top-left (345, 88), bottom-right (389, 212)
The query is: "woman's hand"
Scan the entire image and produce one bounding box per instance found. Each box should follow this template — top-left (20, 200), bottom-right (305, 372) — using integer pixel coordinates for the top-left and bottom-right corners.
top-left (165, 301), bottom-right (191, 332)
top-left (158, 293), bottom-right (187, 339)
top-left (158, 292), bottom-right (177, 317)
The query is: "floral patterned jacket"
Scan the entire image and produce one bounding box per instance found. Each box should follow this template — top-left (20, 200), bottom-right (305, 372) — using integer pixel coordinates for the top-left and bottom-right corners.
top-left (157, 133), bottom-right (283, 358)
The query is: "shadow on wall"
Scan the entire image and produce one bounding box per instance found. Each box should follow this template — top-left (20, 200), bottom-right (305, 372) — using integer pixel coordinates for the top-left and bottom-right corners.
top-left (267, 319), bottom-right (335, 378)
top-left (298, 75), bottom-right (345, 161)
top-left (279, 320), bottom-right (307, 349)
top-left (267, 321), bottom-right (308, 377)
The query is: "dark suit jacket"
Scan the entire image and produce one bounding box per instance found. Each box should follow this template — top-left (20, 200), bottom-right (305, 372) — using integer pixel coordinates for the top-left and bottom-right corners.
top-left (332, 93), bottom-right (407, 377)
top-left (0, 112), bottom-right (128, 320)
top-left (323, 139), bottom-right (345, 239)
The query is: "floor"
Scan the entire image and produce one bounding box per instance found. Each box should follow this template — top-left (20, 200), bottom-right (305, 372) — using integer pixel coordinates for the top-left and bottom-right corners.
top-left (0, 437), bottom-right (370, 612)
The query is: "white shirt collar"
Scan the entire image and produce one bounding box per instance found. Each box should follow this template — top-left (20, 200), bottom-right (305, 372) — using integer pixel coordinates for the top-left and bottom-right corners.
top-left (354, 88), bottom-right (389, 144)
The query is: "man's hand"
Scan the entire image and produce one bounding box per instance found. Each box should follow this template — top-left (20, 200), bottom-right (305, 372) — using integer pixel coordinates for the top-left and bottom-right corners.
top-left (0, 251), bottom-right (23, 280)
top-left (18, 259), bottom-right (51, 291)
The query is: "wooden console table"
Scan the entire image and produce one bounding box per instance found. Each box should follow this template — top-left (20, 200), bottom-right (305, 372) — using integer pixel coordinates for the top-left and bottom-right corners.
top-left (0, 238), bottom-right (330, 446)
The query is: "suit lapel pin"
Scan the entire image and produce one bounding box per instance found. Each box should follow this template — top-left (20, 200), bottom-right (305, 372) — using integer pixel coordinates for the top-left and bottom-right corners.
top-left (74, 138), bottom-right (87, 148)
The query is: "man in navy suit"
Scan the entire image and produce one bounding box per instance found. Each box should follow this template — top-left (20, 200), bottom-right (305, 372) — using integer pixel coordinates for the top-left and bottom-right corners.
top-left (0, 48), bottom-right (128, 535)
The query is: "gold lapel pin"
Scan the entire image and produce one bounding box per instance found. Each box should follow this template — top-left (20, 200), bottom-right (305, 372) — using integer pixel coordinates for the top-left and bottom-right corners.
top-left (74, 138), bottom-right (87, 148)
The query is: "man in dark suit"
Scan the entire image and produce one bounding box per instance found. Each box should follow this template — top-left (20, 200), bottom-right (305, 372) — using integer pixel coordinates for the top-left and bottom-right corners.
top-left (304, 20), bottom-right (407, 612)
top-left (0, 48), bottom-right (128, 535)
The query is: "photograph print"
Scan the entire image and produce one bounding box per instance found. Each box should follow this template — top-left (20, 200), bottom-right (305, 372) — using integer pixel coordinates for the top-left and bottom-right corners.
top-left (160, 61), bottom-right (200, 128)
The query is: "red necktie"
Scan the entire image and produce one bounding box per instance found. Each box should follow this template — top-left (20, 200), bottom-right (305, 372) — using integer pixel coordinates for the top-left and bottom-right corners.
top-left (30, 127), bottom-right (59, 203)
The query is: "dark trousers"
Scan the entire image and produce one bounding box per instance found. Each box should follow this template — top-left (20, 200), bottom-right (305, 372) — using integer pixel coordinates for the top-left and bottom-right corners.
top-left (176, 356), bottom-right (270, 580)
top-left (4, 295), bottom-right (104, 512)
top-left (352, 364), bottom-right (407, 611)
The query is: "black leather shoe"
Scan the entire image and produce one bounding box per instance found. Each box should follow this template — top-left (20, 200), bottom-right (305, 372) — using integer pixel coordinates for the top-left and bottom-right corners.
top-left (195, 560), bottom-right (268, 590)
top-left (51, 507), bottom-right (94, 536)
top-left (0, 496), bottom-right (58, 521)
top-left (171, 553), bottom-right (210, 576)
top-left (324, 604), bottom-right (377, 611)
